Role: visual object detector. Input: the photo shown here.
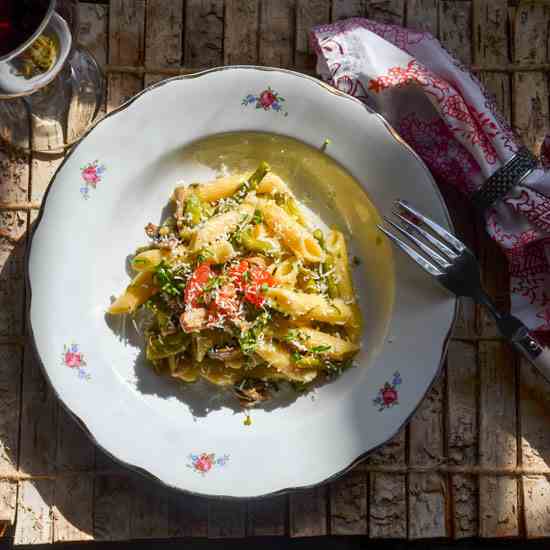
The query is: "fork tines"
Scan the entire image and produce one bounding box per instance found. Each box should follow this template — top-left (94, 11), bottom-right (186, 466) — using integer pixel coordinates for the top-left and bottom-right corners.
top-left (377, 200), bottom-right (465, 278)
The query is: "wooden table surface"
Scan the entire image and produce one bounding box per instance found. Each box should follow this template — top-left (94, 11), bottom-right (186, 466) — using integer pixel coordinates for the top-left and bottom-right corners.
top-left (1, 0), bottom-right (550, 544)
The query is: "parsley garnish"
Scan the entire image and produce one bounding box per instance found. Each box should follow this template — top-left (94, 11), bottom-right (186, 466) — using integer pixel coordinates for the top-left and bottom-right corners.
top-left (238, 311), bottom-right (271, 355)
top-left (311, 344), bottom-right (332, 355)
top-left (252, 209), bottom-right (263, 225)
top-left (153, 261), bottom-right (186, 297)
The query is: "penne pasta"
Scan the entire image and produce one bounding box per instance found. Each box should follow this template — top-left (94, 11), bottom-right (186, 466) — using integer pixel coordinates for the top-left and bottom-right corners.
top-left (272, 258), bottom-right (300, 288)
top-left (191, 203), bottom-right (255, 252)
top-left (256, 199), bottom-right (325, 263)
top-left (266, 287), bottom-right (355, 325)
top-left (173, 173), bottom-right (250, 204)
top-left (256, 341), bottom-right (318, 382)
top-left (108, 160), bottom-right (363, 408)
top-left (326, 230), bottom-right (363, 340)
top-left (108, 270), bottom-right (158, 314)
top-left (131, 248), bottom-right (171, 272)
top-left (276, 326), bottom-right (359, 359)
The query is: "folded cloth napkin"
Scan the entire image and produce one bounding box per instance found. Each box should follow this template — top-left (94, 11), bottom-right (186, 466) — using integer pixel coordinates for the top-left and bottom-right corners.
top-left (310, 18), bottom-right (550, 333)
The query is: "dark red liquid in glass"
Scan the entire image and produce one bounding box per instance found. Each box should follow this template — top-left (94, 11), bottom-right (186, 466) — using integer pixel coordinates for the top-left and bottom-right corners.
top-left (0, 0), bottom-right (50, 58)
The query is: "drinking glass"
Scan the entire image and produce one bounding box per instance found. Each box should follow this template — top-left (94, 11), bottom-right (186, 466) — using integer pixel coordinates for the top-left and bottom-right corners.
top-left (0, 0), bottom-right (105, 153)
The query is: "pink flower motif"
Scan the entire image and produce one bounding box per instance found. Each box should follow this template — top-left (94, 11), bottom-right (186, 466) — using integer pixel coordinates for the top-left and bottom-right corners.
top-left (64, 351), bottom-right (81, 368)
top-left (259, 89), bottom-right (276, 109)
top-left (373, 372), bottom-right (402, 411)
top-left (187, 452), bottom-right (229, 475)
top-left (195, 454), bottom-right (213, 473)
top-left (61, 344), bottom-right (90, 380)
top-left (381, 385), bottom-right (398, 406)
top-left (80, 161), bottom-right (106, 199)
top-left (82, 166), bottom-right (99, 185)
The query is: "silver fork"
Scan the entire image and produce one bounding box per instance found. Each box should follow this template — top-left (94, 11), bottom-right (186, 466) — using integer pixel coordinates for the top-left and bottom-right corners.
top-left (378, 200), bottom-right (550, 380)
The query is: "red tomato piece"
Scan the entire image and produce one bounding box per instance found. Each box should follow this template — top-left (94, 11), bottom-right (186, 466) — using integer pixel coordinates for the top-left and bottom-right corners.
top-left (245, 266), bottom-right (276, 307)
top-left (184, 263), bottom-right (213, 307)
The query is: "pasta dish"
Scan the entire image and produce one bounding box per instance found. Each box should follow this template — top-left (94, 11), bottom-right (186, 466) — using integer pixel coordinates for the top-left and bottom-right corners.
top-left (107, 162), bottom-right (362, 407)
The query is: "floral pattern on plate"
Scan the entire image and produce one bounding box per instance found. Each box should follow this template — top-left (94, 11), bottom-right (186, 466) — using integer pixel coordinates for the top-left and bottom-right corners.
top-left (62, 343), bottom-right (91, 380)
top-left (373, 371), bottom-right (402, 411)
top-left (80, 160), bottom-right (106, 199)
top-left (187, 453), bottom-right (230, 475)
top-left (242, 87), bottom-right (288, 116)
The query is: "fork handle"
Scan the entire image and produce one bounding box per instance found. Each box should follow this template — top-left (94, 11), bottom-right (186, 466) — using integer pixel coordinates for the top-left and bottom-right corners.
top-left (511, 330), bottom-right (550, 382)
top-left (474, 293), bottom-right (550, 381)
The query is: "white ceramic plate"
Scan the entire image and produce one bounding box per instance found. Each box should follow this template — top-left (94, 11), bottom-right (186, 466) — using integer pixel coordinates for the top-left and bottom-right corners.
top-left (28, 66), bottom-right (456, 498)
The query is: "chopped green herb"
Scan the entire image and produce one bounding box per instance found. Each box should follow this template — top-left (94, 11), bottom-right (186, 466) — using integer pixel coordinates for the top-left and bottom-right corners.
top-left (311, 344), bottom-right (332, 355)
top-left (153, 261), bottom-right (186, 297)
top-left (352, 255), bottom-right (362, 266)
top-left (252, 209), bottom-right (263, 225)
top-left (238, 311), bottom-right (271, 355)
top-left (313, 229), bottom-right (325, 249)
top-left (233, 162), bottom-right (270, 204)
top-left (196, 248), bottom-right (213, 264)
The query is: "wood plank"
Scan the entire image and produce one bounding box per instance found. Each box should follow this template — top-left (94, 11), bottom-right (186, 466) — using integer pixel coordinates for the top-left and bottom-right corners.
top-left (259, 0), bottom-right (294, 68)
top-left (68, 3), bottom-right (108, 144)
top-left (145, 0), bottom-right (184, 86)
top-left (475, 225), bottom-right (509, 340)
top-left (19, 347), bottom-right (58, 476)
top-left (473, 0), bottom-right (511, 340)
top-left (408, 374), bottom-right (448, 539)
top-left (93, 474), bottom-right (132, 541)
top-left (330, 471), bottom-right (367, 535)
top-left (439, 1), bottom-right (472, 65)
top-left (0, 482), bottom-right (16, 537)
top-left (332, 0), bottom-right (367, 20)
top-left (289, 487), bottom-right (327, 537)
top-left (224, 0), bottom-right (259, 65)
top-left (247, 496), bottom-right (286, 536)
top-left (295, 0), bottom-right (331, 71)
top-left (406, 0), bottom-right (438, 35)
top-left (0, 344), bottom-right (21, 536)
top-left (15, 480), bottom-right (54, 545)
top-left (167, 494), bottom-right (208, 537)
top-left (369, 473), bottom-right (406, 538)
top-left (478, 341), bottom-right (518, 538)
top-left (0, 210), bottom-right (27, 339)
top-left (367, 428), bottom-right (406, 538)
top-left (441, 189), bottom-right (478, 340)
top-left (512, 3), bottom-right (549, 153)
top-left (473, 0), bottom-right (508, 66)
top-left (29, 155), bottom-right (63, 206)
top-left (523, 476), bottom-right (550, 539)
top-left (520, 358), bottom-right (550, 538)
top-left (52, 407), bottom-right (95, 543)
top-left (52, 475), bottom-right (94, 542)
top-left (207, 500), bottom-right (246, 538)
top-left (447, 341), bottom-right (478, 539)
top-left (0, 146), bottom-right (29, 204)
top-left (365, 0), bottom-right (405, 25)
top-left (108, 0), bottom-right (145, 111)
top-left (129, 477), bottom-right (170, 539)
top-left (77, 3), bottom-right (108, 69)
top-left (184, 0), bottom-right (224, 68)
top-left (0, 346), bottom-right (22, 477)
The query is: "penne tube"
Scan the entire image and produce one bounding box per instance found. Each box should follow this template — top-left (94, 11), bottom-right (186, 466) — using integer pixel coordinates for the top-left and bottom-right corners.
top-left (266, 287), bottom-right (355, 325)
top-left (108, 270), bottom-right (159, 314)
top-left (191, 203), bottom-right (255, 252)
top-left (256, 199), bottom-right (325, 263)
top-left (275, 326), bottom-right (359, 359)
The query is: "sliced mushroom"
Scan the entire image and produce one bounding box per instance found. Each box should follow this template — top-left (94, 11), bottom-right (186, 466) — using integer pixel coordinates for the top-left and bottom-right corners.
top-left (145, 222), bottom-right (159, 238)
top-left (207, 346), bottom-right (243, 362)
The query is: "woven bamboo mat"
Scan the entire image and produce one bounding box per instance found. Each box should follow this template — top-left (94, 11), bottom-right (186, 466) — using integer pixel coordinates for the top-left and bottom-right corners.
top-left (1, 0), bottom-right (550, 543)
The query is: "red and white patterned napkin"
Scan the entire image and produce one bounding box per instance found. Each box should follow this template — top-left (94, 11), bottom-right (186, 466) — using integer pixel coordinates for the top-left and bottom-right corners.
top-left (310, 19), bottom-right (550, 332)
